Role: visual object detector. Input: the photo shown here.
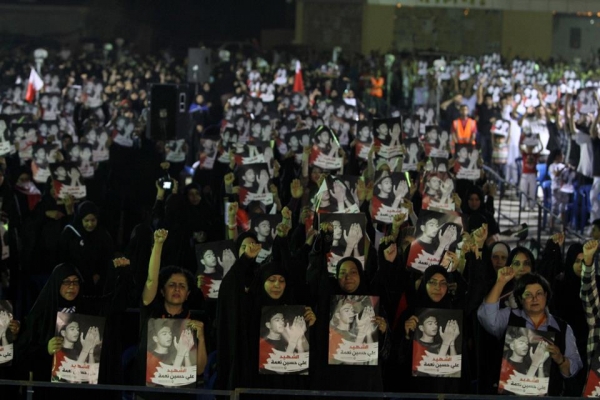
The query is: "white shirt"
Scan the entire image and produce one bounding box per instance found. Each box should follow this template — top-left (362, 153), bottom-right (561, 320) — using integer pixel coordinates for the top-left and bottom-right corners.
top-left (576, 131), bottom-right (594, 178)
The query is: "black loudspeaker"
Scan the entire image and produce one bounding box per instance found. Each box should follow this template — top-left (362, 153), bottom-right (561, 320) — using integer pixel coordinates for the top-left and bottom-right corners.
top-left (147, 84), bottom-right (189, 140)
top-left (187, 48), bottom-right (212, 84)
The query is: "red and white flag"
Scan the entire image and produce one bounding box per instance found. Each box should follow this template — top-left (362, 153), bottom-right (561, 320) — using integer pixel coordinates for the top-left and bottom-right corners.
top-left (293, 60), bottom-right (304, 93)
top-left (25, 67), bottom-right (44, 103)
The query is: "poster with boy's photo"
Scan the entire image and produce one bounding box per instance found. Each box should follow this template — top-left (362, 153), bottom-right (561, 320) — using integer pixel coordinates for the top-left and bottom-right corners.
top-left (39, 93), bottom-right (61, 121)
top-left (67, 143), bottom-right (95, 179)
top-left (198, 135), bottom-right (219, 170)
top-left (250, 213), bottom-right (283, 263)
top-left (373, 117), bottom-right (402, 159)
top-left (165, 139), bottom-right (187, 163)
top-left (371, 171), bottom-right (410, 224)
top-left (229, 114), bottom-right (251, 142)
top-left (31, 144), bottom-right (59, 183)
top-left (259, 305), bottom-right (310, 374)
top-left (334, 175), bottom-right (361, 204)
top-left (236, 163), bottom-right (274, 208)
top-left (491, 119), bottom-right (510, 137)
top-left (454, 144), bottom-right (481, 180)
top-left (111, 116), bottom-right (135, 148)
top-left (318, 213), bottom-right (367, 275)
top-left (285, 92), bottom-right (310, 112)
top-left (403, 138), bottom-right (421, 171)
top-left (402, 115), bottom-right (420, 140)
top-left (415, 107), bottom-right (437, 133)
top-left (51, 312), bottom-right (105, 384)
top-left (0, 117), bottom-right (11, 156)
top-left (51, 163), bottom-right (87, 199)
top-left (309, 126), bottom-right (342, 170)
top-left (313, 176), bottom-right (359, 214)
top-left (328, 295), bottom-right (379, 365)
top-left (249, 120), bottom-right (274, 143)
top-left (286, 129), bottom-right (311, 165)
top-left (422, 126), bottom-right (450, 158)
top-left (217, 127), bottom-right (240, 165)
top-left (583, 349), bottom-right (600, 397)
top-left (233, 143), bottom-right (268, 166)
top-left (195, 240), bottom-right (236, 300)
top-left (498, 326), bottom-right (555, 396)
top-left (576, 87), bottom-right (599, 115)
top-left (84, 127), bottom-right (110, 162)
top-left (412, 308), bottom-right (462, 377)
top-left (354, 120), bottom-right (372, 160)
top-left (146, 318), bottom-right (197, 387)
top-left (314, 99), bottom-right (334, 120)
top-left (406, 210), bottom-right (462, 273)
top-left (0, 300), bottom-right (15, 366)
top-left (10, 123), bottom-right (37, 160)
top-left (38, 119), bottom-right (60, 139)
top-left (420, 171), bottom-right (456, 211)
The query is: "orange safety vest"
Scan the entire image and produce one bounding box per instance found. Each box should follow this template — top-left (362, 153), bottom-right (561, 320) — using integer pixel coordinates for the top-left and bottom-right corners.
top-left (452, 118), bottom-right (477, 145)
top-left (370, 77), bottom-right (384, 98)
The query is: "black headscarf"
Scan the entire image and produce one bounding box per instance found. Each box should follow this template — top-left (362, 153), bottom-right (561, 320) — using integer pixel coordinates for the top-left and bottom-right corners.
top-left (333, 256), bottom-right (370, 295)
top-left (15, 263), bottom-right (83, 377)
top-left (413, 265), bottom-right (452, 309)
top-left (72, 200), bottom-right (100, 239)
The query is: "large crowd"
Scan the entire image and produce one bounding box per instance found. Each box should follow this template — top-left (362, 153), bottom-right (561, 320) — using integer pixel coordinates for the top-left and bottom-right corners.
top-left (0, 40), bottom-right (600, 399)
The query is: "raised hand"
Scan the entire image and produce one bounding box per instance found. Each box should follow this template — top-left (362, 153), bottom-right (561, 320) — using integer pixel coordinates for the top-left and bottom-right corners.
top-left (497, 266), bottom-right (516, 284)
top-left (551, 232), bottom-right (565, 247)
top-left (383, 242), bottom-right (398, 263)
top-left (290, 179), bottom-right (304, 199)
top-left (112, 257), bottom-right (130, 268)
top-left (583, 240), bottom-right (598, 266)
top-left (245, 242), bottom-right (262, 259)
top-left (472, 223), bottom-right (488, 248)
top-left (356, 179), bottom-right (366, 202)
top-left (153, 229), bottom-right (168, 245)
top-left (224, 172), bottom-right (235, 186)
top-left (48, 336), bottom-right (64, 355)
top-left (276, 222), bottom-right (291, 238)
top-left (281, 206), bottom-right (292, 221)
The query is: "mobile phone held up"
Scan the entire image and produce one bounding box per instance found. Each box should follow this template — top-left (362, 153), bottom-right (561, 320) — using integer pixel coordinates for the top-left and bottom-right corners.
top-left (162, 180), bottom-right (173, 190)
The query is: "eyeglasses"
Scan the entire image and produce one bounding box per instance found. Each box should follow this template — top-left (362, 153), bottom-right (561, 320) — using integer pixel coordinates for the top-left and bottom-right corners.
top-left (427, 280), bottom-right (448, 288)
top-left (522, 291), bottom-right (546, 301)
top-left (61, 279), bottom-right (80, 287)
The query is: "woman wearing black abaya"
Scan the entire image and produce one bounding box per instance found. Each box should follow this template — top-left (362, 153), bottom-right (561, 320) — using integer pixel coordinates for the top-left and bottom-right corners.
top-left (14, 261), bottom-right (131, 399)
top-left (246, 261), bottom-right (316, 394)
top-left (59, 201), bottom-right (115, 296)
top-left (308, 224), bottom-right (390, 396)
top-left (551, 243), bottom-right (587, 396)
top-left (392, 263), bottom-right (468, 394)
top-left (215, 231), bottom-right (262, 391)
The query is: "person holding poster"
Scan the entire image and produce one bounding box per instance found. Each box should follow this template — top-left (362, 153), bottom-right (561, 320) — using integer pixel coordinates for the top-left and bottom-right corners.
top-left (478, 270), bottom-right (583, 396)
top-left (0, 301), bottom-right (19, 366)
top-left (139, 229), bottom-right (207, 398)
top-left (308, 227), bottom-right (390, 395)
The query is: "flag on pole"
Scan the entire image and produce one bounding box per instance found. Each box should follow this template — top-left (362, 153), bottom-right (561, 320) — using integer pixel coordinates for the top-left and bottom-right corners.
top-left (25, 68), bottom-right (44, 103)
top-left (293, 60), bottom-right (304, 93)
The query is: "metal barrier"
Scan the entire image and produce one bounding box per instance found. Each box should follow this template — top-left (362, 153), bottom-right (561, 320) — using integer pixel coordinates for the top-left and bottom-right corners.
top-left (0, 380), bottom-right (588, 400)
top-left (482, 165), bottom-right (587, 245)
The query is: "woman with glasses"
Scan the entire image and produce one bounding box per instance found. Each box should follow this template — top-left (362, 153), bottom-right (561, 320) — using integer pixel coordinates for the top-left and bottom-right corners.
top-left (477, 270), bottom-right (583, 395)
top-left (14, 259), bottom-right (131, 398)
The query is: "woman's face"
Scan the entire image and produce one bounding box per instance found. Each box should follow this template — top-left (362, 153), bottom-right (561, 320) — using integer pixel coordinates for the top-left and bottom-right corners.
top-left (187, 188), bottom-right (201, 206)
top-left (264, 274), bottom-right (286, 299)
top-left (426, 272), bottom-right (448, 302)
top-left (59, 274), bottom-right (80, 301)
top-left (468, 193), bottom-right (481, 211)
top-left (82, 213), bottom-right (98, 232)
top-left (511, 252), bottom-right (532, 279)
top-left (491, 248), bottom-right (508, 271)
top-left (573, 253), bottom-right (584, 278)
top-left (338, 261), bottom-right (360, 293)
